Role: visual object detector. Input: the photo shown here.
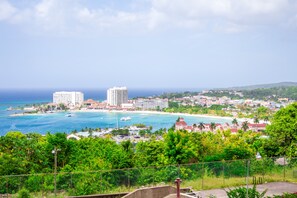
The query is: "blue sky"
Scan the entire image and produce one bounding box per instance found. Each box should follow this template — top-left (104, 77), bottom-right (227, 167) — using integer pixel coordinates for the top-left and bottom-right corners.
top-left (0, 0), bottom-right (297, 89)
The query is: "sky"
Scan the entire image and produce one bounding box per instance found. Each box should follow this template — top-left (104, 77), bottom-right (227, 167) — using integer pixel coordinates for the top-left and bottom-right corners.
top-left (0, 0), bottom-right (297, 90)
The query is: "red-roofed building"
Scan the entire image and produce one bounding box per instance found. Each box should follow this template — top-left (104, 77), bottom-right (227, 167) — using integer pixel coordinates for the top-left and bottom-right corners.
top-left (175, 118), bottom-right (187, 130)
top-left (230, 128), bottom-right (238, 134)
top-left (248, 123), bottom-right (267, 132)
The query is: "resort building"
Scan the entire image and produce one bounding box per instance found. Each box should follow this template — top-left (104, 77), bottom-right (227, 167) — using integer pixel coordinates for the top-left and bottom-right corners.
top-left (175, 117), bottom-right (267, 133)
top-left (53, 91), bottom-right (84, 106)
top-left (107, 87), bottom-right (128, 106)
top-left (134, 98), bottom-right (169, 110)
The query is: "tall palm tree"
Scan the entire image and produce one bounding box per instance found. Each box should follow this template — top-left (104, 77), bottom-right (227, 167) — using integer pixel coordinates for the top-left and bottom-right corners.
top-left (254, 116), bottom-right (259, 124)
top-left (254, 116), bottom-right (260, 132)
top-left (193, 123), bottom-right (197, 130)
top-left (198, 122), bottom-right (205, 131)
top-left (264, 116), bottom-right (269, 123)
top-left (210, 122), bottom-right (216, 132)
top-left (241, 121), bottom-right (249, 132)
top-left (232, 118), bottom-right (238, 126)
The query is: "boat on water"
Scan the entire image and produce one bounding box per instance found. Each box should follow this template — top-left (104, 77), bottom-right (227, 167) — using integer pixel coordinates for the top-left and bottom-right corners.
top-left (120, 116), bottom-right (131, 121)
top-left (6, 107), bottom-right (13, 111)
top-left (66, 113), bottom-right (72, 117)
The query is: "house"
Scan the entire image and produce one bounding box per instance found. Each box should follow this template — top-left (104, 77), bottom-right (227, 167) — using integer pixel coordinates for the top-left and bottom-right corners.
top-left (175, 118), bottom-right (187, 130)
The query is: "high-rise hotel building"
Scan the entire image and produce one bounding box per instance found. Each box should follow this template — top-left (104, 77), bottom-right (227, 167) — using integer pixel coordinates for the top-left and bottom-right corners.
top-left (53, 91), bottom-right (84, 106)
top-left (107, 87), bottom-right (128, 106)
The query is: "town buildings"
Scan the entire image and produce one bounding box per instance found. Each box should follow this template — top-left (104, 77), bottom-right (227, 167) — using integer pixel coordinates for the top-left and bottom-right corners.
top-left (107, 87), bottom-right (128, 106)
top-left (175, 117), bottom-right (267, 133)
top-left (53, 91), bottom-right (84, 106)
top-left (134, 98), bottom-right (169, 110)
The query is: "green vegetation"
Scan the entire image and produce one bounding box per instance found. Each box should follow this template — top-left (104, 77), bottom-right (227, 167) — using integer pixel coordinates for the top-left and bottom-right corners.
top-left (132, 123), bottom-right (147, 128)
top-left (0, 103), bottom-right (297, 196)
top-left (204, 86), bottom-right (297, 101)
top-left (159, 91), bottom-right (200, 99)
top-left (17, 188), bottom-right (31, 198)
top-left (164, 104), bottom-right (232, 117)
top-left (111, 128), bottom-right (129, 136)
top-left (242, 87), bottom-right (297, 100)
top-left (267, 102), bottom-right (297, 157)
top-left (226, 185), bottom-right (267, 198)
top-left (203, 91), bottom-right (242, 100)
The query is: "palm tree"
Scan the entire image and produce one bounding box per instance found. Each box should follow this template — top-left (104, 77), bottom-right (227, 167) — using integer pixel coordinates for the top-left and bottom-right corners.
top-left (232, 118), bottom-right (238, 126)
top-left (198, 122), bottom-right (205, 131)
top-left (193, 123), bottom-right (197, 131)
top-left (254, 116), bottom-right (259, 132)
top-left (264, 116), bottom-right (269, 123)
top-left (210, 122), bottom-right (216, 132)
top-left (254, 116), bottom-right (259, 124)
top-left (241, 121), bottom-right (249, 132)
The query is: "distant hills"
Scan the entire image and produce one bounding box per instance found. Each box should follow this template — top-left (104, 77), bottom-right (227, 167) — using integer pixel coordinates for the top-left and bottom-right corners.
top-left (223, 82), bottom-right (297, 91)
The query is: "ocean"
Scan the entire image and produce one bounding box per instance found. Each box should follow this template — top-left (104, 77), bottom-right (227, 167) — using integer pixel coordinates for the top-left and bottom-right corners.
top-left (0, 89), bottom-right (231, 135)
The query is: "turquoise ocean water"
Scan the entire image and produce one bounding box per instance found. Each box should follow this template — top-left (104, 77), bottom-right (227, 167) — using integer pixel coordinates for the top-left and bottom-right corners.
top-left (0, 89), bottom-right (231, 135)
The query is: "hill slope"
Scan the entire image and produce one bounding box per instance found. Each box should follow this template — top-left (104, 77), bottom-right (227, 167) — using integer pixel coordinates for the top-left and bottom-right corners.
top-left (225, 82), bottom-right (297, 91)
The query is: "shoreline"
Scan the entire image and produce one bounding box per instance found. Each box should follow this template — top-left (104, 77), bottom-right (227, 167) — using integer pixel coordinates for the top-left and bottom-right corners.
top-left (10, 109), bottom-right (251, 122)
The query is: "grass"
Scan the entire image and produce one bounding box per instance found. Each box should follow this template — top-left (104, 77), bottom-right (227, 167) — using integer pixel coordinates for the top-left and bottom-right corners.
top-left (6, 166), bottom-right (297, 197)
top-left (181, 169), bottom-right (297, 192)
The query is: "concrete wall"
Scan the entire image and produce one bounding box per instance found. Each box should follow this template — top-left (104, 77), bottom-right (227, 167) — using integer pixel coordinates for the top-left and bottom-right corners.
top-left (122, 186), bottom-right (176, 198)
top-left (164, 193), bottom-right (195, 198)
top-left (67, 192), bottom-right (128, 198)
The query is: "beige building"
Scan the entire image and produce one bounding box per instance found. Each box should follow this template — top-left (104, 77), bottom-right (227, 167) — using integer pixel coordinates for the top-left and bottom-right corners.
top-left (53, 91), bottom-right (84, 106)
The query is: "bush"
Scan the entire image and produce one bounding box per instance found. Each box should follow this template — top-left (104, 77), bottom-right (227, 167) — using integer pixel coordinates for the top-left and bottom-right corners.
top-left (226, 185), bottom-right (267, 198)
top-left (18, 188), bottom-right (31, 198)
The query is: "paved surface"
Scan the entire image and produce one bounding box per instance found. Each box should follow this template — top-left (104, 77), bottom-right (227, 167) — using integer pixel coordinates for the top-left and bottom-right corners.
top-left (194, 182), bottom-right (297, 198)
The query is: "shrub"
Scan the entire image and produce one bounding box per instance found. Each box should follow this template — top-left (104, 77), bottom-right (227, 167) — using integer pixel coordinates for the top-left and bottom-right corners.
top-left (18, 188), bottom-right (31, 198)
top-left (226, 185), bottom-right (267, 198)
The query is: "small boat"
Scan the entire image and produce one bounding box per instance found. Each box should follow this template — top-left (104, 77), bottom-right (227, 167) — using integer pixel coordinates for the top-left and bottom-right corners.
top-left (120, 116), bottom-right (131, 121)
top-left (6, 107), bottom-right (13, 111)
top-left (66, 113), bottom-right (72, 117)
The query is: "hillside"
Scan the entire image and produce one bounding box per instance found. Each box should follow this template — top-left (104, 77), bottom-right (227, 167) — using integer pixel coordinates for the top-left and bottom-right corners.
top-left (224, 82), bottom-right (297, 91)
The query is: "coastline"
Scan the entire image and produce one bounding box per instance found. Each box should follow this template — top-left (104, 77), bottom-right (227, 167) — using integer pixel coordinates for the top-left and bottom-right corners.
top-left (9, 109), bottom-right (251, 122)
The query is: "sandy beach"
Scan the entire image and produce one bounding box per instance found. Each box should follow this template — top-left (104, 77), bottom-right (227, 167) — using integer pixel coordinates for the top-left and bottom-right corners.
top-left (9, 109), bottom-right (252, 122)
top-left (70, 109), bottom-right (251, 122)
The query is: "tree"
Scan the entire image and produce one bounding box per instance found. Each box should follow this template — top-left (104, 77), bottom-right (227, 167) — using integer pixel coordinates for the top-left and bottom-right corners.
top-left (263, 116), bottom-right (269, 123)
top-left (164, 130), bottom-right (196, 164)
top-left (210, 122), bottom-right (216, 132)
top-left (198, 122), bottom-right (205, 131)
top-left (254, 116), bottom-right (259, 124)
top-left (267, 102), bottom-right (297, 157)
top-left (232, 118), bottom-right (238, 126)
top-left (254, 116), bottom-right (259, 132)
top-left (241, 121), bottom-right (249, 132)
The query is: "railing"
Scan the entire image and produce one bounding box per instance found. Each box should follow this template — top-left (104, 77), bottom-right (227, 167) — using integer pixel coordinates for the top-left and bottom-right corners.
top-left (0, 157), bottom-right (297, 197)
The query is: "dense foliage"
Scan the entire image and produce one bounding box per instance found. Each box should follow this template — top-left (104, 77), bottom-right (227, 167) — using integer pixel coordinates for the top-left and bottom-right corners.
top-left (159, 91), bottom-right (200, 99)
top-left (164, 104), bottom-right (232, 117)
top-left (204, 86), bottom-right (297, 101)
top-left (226, 185), bottom-right (267, 198)
top-left (242, 87), bottom-right (297, 100)
top-left (0, 103), bottom-right (296, 195)
top-left (267, 102), bottom-right (297, 157)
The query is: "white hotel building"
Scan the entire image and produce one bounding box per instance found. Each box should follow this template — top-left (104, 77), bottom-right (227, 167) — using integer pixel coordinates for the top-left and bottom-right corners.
top-left (53, 91), bottom-right (84, 106)
top-left (107, 87), bottom-right (128, 106)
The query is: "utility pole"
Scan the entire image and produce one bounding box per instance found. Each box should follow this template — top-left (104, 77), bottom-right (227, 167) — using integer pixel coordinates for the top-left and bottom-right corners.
top-left (52, 146), bottom-right (60, 197)
top-left (246, 159), bottom-right (250, 198)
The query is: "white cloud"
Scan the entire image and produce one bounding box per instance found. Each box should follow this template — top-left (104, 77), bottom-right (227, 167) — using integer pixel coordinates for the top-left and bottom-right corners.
top-left (0, 0), bottom-right (296, 35)
top-left (0, 0), bottom-right (16, 21)
top-left (149, 0), bottom-right (295, 30)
